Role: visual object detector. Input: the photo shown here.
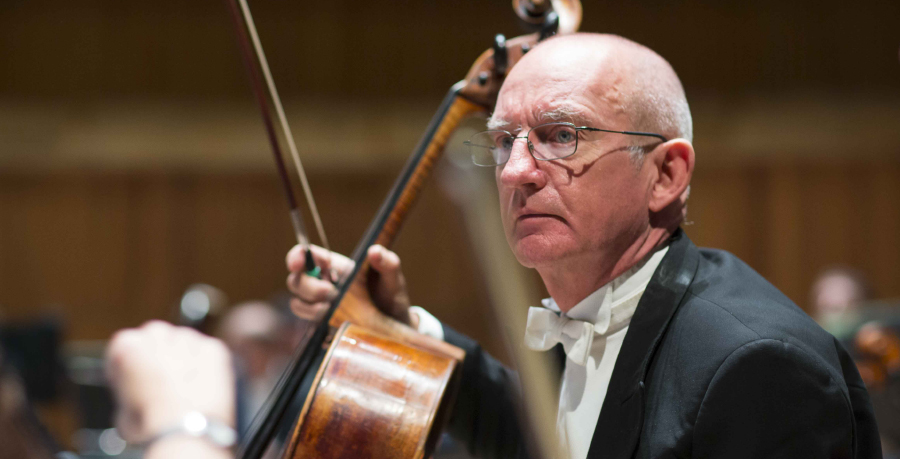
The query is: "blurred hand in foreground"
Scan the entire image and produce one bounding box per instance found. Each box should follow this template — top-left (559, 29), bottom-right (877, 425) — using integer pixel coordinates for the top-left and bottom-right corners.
top-left (105, 320), bottom-right (235, 458)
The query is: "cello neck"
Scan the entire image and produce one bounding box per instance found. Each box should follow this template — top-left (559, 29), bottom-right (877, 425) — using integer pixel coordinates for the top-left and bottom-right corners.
top-left (349, 84), bottom-right (484, 258)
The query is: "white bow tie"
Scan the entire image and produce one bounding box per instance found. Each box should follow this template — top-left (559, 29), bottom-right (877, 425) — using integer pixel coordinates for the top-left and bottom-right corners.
top-left (523, 307), bottom-right (596, 366)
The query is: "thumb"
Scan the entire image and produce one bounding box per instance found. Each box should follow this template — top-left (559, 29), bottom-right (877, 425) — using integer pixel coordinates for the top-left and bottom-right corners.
top-left (368, 244), bottom-right (404, 293)
top-left (366, 245), bottom-right (411, 321)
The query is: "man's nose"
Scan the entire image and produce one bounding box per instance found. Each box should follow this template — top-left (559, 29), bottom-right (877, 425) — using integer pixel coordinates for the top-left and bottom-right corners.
top-left (498, 138), bottom-right (545, 188)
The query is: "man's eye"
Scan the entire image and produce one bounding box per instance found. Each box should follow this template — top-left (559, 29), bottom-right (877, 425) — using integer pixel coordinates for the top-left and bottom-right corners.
top-left (552, 129), bottom-right (576, 143)
top-left (500, 136), bottom-right (515, 150)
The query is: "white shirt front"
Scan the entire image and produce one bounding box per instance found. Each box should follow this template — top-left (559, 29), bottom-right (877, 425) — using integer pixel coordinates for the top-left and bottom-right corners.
top-left (543, 246), bottom-right (668, 459)
top-left (411, 246), bottom-right (669, 459)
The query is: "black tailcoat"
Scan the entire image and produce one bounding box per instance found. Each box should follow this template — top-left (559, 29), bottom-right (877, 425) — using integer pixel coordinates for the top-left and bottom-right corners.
top-left (444, 230), bottom-right (881, 459)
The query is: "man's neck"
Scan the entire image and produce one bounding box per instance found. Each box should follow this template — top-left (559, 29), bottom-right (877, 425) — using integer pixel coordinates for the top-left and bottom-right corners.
top-left (539, 227), bottom-right (672, 312)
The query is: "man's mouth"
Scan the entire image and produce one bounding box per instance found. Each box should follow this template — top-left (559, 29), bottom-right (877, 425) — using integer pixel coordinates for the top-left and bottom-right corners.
top-left (518, 213), bottom-right (556, 221)
top-left (515, 213), bottom-right (566, 224)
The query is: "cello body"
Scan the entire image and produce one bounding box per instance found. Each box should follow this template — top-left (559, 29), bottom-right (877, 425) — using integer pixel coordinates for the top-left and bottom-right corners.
top-left (285, 322), bottom-right (459, 459)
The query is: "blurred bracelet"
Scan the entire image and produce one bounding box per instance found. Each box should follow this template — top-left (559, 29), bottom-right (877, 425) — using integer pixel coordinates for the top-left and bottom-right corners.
top-left (141, 411), bottom-right (237, 450)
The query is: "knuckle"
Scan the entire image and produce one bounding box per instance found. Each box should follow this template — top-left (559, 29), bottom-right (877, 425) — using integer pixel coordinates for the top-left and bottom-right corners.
top-left (289, 297), bottom-right (312, 311)
top-left (142, 320), bottom-right (171, 334)
top-left (179, 326), bottom-right (203, 341)
top-left (308, 281), bottom-right (327, 299)
top-left (108, 329), bottom-right (130, 347)
top-left (290, 298), bottom-right (326, 320)
top-left (386, 250), bottom-right (401, 268)
top-left (112, 329), bottom-right (142, 349)
top-left (106, 331), bottom-right (133, 360)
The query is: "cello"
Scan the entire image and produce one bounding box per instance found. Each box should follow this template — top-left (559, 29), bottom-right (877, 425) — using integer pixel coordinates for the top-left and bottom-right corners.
top-left (226, 1), bottom-right (584, 457)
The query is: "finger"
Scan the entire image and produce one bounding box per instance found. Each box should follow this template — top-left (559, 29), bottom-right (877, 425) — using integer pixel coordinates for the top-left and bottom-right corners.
top-left (140, 319), bottom-right (173, 330)
top-left (289, 297), bottom-right (329, 321)
top-left (286, 244), bottom-right (354, 275)
top-left (286, 244), bottom-right (331, 273)
top-left (367, 245), bottom-right (400, 273)
top-left (315, 246), bottom-right (355, 274)
top-left (105, 328), bottom-right (142, 381)
top-left (115, 410), bottom-right (136, 443)
top-left (367, 245), bottom-right (405, 292)
top-left (104, 340), bottom-right (124, 385)
top-left (286, 271), bottom-right (338, 302)
top-left (139, 320), bottom-right (176, 339)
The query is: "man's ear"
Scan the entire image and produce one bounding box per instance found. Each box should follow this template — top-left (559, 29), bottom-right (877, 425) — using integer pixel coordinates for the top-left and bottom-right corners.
top-left (648, 139), bottom-right (695, 213)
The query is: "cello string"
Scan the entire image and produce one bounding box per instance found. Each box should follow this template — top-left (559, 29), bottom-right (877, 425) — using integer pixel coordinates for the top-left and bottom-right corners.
top-left (235, 0), bottom-right (331, 253)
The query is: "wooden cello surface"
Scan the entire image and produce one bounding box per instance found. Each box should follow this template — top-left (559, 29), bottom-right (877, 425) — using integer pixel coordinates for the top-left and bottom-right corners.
top-left (285, 322), bottom-right (459, 459)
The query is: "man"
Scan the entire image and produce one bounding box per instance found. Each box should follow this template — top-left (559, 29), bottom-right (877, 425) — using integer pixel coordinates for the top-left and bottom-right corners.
top-left (810, 266), bottom-right (873, 337)
top-left (288, 33), bottom-right (881, 458)
top-left (217, 301), bottom-right (295, 434)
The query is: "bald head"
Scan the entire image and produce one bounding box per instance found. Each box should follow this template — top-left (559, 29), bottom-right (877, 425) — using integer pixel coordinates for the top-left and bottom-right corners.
top-left (494, 33), bottom-right (692, 144)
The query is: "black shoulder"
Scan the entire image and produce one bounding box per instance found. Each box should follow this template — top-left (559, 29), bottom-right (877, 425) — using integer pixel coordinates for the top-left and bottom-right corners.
top-left (692, 338), bottom-right (855, 458)
top-left (683, 247), bottom-right (843, 373)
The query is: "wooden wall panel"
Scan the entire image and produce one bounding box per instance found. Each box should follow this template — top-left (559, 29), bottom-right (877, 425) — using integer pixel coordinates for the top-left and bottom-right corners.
top-left (2, 160), bottom-right (900, 447)
top-left (868, 164), bottom-right (900, 298)
top-left (3, 161), bottom-right (900, 345)
top-left (685, 161), bottom-right (900, 311)
top-left (761, 164), bottom-right (804, 306)
top-left (682, 165), bottom-right (765, 269)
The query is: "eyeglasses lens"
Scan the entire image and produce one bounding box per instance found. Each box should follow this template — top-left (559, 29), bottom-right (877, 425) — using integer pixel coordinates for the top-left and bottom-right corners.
top-left (529, 123), bottom-right (578, 160)
top-left (466, 123), bottom-right (582, 166)
top-left (468, 131), bottom-right (511, 166)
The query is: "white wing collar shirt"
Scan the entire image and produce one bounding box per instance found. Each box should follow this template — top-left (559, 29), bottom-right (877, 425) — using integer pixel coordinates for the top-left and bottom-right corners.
top-left (524, 246), bottom-right (669, 459)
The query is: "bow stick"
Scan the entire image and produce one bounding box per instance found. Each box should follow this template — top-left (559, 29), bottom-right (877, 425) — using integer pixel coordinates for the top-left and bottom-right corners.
top-left (225, 0), bottom-right (330, 278)
top-left (224, 1), bottom-right (350, 456)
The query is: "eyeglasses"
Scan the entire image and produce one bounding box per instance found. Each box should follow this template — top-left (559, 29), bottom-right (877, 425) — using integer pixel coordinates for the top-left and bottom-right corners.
top-left (464, 122), bottom-right (668, 167)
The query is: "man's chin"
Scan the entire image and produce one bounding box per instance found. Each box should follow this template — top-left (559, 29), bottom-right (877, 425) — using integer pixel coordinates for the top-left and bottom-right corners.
top-left (510, 235), bottom-right (572, 268)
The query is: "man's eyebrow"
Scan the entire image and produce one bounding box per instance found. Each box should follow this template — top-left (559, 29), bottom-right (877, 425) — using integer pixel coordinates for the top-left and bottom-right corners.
top-left (486, 117), bottom-right (513, 130)
top-left (486, 108), bottom-right (592, 131)
top-left (539, 108), bottom-right (592, 125)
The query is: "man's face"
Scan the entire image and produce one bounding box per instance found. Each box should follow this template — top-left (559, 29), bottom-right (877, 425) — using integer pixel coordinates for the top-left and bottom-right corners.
top-left (493, 44), bottom-right (653, 271)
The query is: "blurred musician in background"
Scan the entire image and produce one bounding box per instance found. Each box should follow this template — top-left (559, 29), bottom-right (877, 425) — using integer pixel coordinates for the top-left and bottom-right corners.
top-left (810, 266), bottom-right (874, 338)
top-left (216, 300), bottom-right (297, 435)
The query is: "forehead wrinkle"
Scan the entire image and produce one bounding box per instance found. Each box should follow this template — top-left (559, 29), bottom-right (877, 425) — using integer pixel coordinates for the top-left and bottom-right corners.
top-left (538, 106), bottom-right (594, 126)
top-left (492, 76), bottom-right (598, 132)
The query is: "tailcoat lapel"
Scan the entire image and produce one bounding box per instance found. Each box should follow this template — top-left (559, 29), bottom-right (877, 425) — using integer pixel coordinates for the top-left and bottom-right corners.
top-left (586, 230), bottom-right (699, 459)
